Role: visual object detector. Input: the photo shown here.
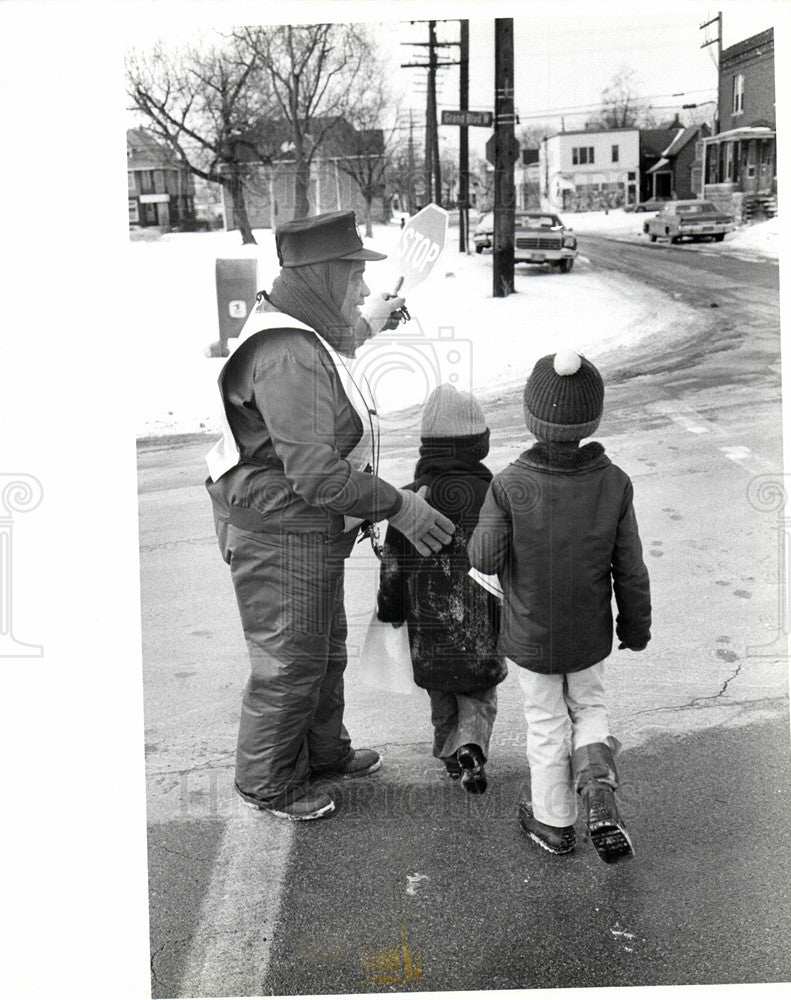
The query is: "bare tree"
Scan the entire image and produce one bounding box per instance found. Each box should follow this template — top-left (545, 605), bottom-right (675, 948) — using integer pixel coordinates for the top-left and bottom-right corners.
top-left (237, 24), bottom-right (384, 219)
top-left (518, 124), bottom-right (550, 150)
top-left (126, 33), bottom-right (277, 244)
top-left (586, 66), bottom-right (654, 129)
top-left (331, 78), bottom-right (398, 235)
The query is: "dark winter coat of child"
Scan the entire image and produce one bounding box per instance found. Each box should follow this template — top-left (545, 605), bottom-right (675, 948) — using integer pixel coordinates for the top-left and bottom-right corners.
top-left (377, 384), bottom-right (506, 793)
top-left (468, 349), bottom-right (651, 862)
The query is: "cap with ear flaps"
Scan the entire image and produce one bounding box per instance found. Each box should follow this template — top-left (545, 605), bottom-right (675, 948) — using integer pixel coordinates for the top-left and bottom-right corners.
top-left (523, 350), bottom-right (604, 442)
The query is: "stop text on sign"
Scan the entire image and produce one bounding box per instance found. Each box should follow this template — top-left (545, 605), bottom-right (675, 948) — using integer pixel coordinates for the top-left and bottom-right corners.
top-left (395, 203), bottom-right (448, 293)
top-left (398, 227), bottom-right (441, 273)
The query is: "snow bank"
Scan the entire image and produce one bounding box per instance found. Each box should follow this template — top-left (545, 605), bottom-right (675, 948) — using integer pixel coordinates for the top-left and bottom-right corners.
top-left (127, 222), bottom-right (708, 439)
top-left (725, 216), bottom-right (781, 259)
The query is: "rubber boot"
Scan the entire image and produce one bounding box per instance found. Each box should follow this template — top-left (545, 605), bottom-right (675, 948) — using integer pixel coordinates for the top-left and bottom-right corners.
top-left (572, 742), bottom-right (634, 864)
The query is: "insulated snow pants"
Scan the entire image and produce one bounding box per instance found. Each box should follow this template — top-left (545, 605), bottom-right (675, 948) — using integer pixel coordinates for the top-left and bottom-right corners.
top-left (221, 522), bottom-right (356, 808)
top-left (515, 659), bottom-right (614, 827)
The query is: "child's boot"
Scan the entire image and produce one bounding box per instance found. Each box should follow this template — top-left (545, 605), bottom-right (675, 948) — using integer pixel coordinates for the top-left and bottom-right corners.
top-left (573, 742), bottom-right (634, 864)
top-left (456, 744), bottom-right (487, 794)
top-left (518, 802), bottom-right (576, 854)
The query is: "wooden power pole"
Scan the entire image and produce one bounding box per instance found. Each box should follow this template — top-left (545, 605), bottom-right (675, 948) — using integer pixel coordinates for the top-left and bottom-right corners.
top-left (493, 17), bottom-right (516, 297)
top-left (459, 19), bottom-right (469, 252)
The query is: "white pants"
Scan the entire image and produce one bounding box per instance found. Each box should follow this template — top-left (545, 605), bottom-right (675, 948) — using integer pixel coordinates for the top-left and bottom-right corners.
top-left (514, 659), bottom-right (611, 828)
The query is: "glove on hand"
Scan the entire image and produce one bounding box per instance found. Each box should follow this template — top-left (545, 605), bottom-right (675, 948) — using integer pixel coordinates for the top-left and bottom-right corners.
top-left (618, 641), bottom-right (648, 651)
top-left (359, 292), bottom-right (406, 335)
top-left (389, 485), bottom-right (455, 557)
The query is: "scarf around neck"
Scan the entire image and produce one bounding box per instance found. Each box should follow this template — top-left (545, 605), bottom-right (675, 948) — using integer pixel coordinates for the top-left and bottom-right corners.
top-left (414, 430), bottom-right (493, 482)
top-left (267, 261), bottom-right (367, 357)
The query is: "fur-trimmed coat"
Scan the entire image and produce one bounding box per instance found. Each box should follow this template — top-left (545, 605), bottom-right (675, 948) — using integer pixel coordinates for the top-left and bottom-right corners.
top-left (468, 441), bottom-right (651, 674)
top-left (376, 433), bottom-right (507, 693)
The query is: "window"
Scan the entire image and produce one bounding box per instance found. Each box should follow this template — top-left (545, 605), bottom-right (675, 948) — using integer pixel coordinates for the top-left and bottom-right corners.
top-left (572, 145), bottom-right (595, 165)
top-left (127, 172), bottom-right (136, 193)
top-left (627, 171), bottom-right (636, 181)
top-left (732, 73), bottom-right (744, 114)
top-left (611, 144), bottom-right (619, 163)
top-left (128, 199), bottom-right (139, 223)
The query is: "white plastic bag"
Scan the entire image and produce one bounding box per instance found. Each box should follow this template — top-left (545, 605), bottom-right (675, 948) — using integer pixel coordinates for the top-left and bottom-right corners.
top-left (357, 611), bottom-right (422, 697)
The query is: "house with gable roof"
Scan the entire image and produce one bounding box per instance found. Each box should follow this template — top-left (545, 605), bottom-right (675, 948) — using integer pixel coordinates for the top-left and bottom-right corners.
top-left (642, 118), bottom-right (710, 202)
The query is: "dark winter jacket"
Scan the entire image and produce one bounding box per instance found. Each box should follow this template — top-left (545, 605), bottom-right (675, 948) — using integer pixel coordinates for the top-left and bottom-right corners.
top-left (468, 441), bottom-right (651, 674)
top-left (206, 323), bottom-right (401, 538)
top-left (376, 432), bottom-right (507, 693)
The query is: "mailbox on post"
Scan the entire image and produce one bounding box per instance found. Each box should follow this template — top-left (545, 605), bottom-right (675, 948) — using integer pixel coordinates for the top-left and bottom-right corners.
top-left (215, 258), bottom-right (259, 356)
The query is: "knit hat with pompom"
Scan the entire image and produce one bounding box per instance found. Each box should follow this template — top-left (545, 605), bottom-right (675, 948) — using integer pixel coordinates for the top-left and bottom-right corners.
top-left (523, 349), bottom-right (604, 442)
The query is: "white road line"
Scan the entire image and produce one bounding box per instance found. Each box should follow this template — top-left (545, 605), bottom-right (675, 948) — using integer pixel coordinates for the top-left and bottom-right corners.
top-left (720, 445), bottom-right (776, 476)
top-left (177, 815), bottom-right (294, 997)
top-left (648, 401), bottom-right (711, 435)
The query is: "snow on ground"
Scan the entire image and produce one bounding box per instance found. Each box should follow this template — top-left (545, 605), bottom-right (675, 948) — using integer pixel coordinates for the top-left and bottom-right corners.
top-left (128, 215), bottom-right (772, 439)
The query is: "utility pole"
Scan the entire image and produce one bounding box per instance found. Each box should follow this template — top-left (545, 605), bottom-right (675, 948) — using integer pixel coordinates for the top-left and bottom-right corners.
top-left (700, 11), bottom-right (722, 133)
top-left (459, 19), bottom-right (469, 252)
top-left (402, 22), bottom-right (458, 208)
top-left (426, 21), bottom-right (438, 204)
top-left (407, 112), bottom-right (417, 214)
top-left (493, 17), bottom-right (516, 298)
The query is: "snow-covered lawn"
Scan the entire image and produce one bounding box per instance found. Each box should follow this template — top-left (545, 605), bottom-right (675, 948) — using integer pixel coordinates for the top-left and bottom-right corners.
top-left (127, 216), bottom-right (760, 439)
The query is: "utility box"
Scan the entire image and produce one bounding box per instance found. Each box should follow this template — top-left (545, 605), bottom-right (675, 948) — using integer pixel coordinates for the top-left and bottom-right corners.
top-left (215, 258), bottom-right (258, 355)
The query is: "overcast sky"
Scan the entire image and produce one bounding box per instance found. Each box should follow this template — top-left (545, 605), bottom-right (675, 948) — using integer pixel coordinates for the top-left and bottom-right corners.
top-left (394, 0), bottom-right (784, 159)
top-left (120, 0), bottom-right (785, 165)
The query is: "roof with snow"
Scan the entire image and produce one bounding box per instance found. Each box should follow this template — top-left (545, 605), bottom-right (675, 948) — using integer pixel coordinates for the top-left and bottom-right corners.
top-left (640, 128), bottom-right (680, 158)
top-left (662, 125), bottom-right (705, 158)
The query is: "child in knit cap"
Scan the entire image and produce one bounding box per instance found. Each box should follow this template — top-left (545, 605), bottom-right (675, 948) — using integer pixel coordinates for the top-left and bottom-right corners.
top-left (469, 350), bottom-right (651, 862)
top-left (377, 384), bottom-right (506, 793)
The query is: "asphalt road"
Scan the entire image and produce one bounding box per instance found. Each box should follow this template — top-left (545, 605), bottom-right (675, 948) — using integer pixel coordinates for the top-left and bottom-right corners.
top-left (141, 238), bottom-right (789, 998)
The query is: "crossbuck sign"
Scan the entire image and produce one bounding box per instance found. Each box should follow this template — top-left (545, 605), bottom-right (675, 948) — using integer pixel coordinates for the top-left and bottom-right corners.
top-left (396, 204), bottom-right (449, 293)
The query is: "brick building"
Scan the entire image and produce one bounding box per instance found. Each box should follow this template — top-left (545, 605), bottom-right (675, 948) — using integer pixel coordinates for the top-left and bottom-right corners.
top-left (127, 129), bottom-right (195, 229)
top-left (702, 28), bottom-right (776, 218)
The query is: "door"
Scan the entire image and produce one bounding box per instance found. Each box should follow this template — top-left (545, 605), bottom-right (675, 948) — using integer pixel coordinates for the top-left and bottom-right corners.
top-left (758, 139), bottom-right (774, 194)
top-left (743, 140), bottom-right (758, 194)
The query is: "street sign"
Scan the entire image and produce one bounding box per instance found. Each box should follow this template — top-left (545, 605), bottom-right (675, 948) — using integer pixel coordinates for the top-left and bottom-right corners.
top-left (395, 204), bottom-right (449, 293)
top-left (441, 110), bottom-right (494, 128)
top-left (485, 131), bottom-right (521, 166)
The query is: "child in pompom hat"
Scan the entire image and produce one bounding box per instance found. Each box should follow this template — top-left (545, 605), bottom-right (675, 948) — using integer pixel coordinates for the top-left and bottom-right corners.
top-left (376, 384), bottom-right (506, 793)
top-left (469, 350), bottom-right (651, 862)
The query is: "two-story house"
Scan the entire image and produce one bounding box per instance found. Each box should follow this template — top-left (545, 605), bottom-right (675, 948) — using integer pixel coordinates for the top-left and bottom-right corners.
top-left (643, 117), bottom-right (711, 201)
top-left (127, 129), bottom-right (195, 229)
top-left (702, 27), bottom-right (776, 218)
top-left (539, 128), bottom-right (640, 212)
top-left (220, 117), bottom-right (387, 230)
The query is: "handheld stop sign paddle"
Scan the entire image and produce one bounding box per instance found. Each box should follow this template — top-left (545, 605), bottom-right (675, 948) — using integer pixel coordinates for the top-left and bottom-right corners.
top-left (394, 204), bottom-right (449, 294)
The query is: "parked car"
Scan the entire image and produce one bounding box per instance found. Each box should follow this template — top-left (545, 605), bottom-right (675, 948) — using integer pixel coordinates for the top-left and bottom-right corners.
top-left (643, 200), bottom-right (735, 244)
top-left (514, 212), bottom-right (577, 272)
top-left (473, 212), bottom-right (494, 252)
top-left (625, 197), bottom-right (672, 213)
